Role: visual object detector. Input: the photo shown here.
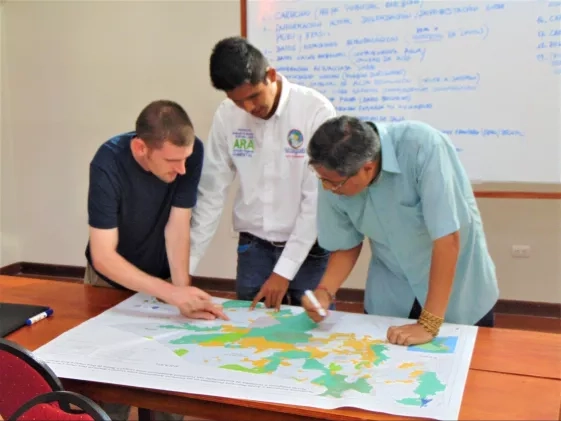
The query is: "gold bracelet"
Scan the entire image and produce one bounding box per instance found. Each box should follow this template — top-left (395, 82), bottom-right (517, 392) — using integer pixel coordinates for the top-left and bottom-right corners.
top-left (417, 308), bottom-right (444, 337)
top-left (418, 318), bottom-right (439, 337)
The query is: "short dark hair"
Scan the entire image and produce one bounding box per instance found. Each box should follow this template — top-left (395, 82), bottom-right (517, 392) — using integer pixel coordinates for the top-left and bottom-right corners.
top-left (135, 100), bottom-right (194, 149)
top-left (308, 116), bottom-right (381, 177)
top-left (209, 36), bottom-right (269, 91)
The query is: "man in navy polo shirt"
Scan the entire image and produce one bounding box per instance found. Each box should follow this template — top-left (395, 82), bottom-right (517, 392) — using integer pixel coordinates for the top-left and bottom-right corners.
top-left (84, 100), bottom-right (226, 420)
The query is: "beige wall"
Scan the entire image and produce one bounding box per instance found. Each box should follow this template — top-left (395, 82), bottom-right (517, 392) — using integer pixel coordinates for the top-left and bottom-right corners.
top-left (1, 1), bottom-right (560, 303)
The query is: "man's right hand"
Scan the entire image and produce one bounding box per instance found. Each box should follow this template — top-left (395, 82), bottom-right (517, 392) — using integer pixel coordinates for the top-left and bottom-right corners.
top-left (301, 288), bottom-right (332, 323)
top-left (167, 286), bottom-right (229, 321)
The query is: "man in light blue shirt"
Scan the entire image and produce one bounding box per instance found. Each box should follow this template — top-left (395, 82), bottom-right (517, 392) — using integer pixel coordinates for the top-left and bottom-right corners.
top-left (301, 116), bottom-right (499, 346)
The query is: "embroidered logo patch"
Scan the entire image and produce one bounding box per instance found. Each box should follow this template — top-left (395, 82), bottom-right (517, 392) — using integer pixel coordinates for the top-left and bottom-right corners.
top-left (285, 129), bottom-right (305, 158)
top-left (232, 129), bottom-right (255, 158)
top-left (287, 129), bottom-right (304, 149)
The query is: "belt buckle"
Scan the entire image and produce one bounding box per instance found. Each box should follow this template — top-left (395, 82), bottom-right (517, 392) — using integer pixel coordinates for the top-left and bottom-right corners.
top-left (270, 240), bottom-right (285, 248)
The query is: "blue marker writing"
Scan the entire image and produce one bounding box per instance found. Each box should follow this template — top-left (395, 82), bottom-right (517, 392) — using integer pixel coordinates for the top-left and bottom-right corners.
top-left (25, 308), bottom-right (54, 326)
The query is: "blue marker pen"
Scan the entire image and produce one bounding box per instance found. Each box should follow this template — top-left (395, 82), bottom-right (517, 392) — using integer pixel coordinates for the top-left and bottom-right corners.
top-left (25, 308), bottom-right (54, 326)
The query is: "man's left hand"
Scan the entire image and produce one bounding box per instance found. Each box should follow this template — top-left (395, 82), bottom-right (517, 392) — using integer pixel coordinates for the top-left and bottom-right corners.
top-left (182, 304), bottom-right (228, 321)
top-left (387, 323), bottom-right (434, 346)
top-left (250, 273), bottom-right (289, 311)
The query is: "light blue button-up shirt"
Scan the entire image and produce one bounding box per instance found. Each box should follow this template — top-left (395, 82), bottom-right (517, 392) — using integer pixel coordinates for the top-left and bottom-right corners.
top-left (317, 120), bottom-right (499, 325)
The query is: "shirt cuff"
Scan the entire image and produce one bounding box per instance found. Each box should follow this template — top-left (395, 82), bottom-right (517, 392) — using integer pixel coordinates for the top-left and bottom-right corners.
top-left (189, 255), bottom-right (201, 276)
top-left (273, 256), bottom-right (300, 281)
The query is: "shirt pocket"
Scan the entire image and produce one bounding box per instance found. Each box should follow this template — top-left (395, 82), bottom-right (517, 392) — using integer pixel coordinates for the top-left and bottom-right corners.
top-left (395, 202), bottom-right (432, 282)
top-left (398, 202), bottom-right (427, 237)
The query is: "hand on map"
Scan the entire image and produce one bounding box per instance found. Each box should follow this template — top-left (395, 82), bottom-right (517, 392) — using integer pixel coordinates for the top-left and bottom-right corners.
top-left (250, 273), bottom-right (289, 311)
top-left (168, 286), bottom-right (229, 321)
top-left (301, 288), bottom-right (331, 323)
top-left (387, 323), bottom-right (433, 346)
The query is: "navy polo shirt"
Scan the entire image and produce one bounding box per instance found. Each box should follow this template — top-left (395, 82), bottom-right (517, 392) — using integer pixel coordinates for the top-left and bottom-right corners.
top-left (85, 131), bottom-right (203, 289)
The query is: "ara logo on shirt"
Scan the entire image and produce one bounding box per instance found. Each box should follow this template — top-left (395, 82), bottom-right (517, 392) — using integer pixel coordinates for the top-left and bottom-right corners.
top-left (232, 129), bottom-right (255, 158)
top-left (285, 129), bottom-right (305, 158)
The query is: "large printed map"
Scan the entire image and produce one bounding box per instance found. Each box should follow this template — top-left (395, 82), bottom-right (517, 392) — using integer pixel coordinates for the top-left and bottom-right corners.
top-left (34, 293), bottom-right (477, 420)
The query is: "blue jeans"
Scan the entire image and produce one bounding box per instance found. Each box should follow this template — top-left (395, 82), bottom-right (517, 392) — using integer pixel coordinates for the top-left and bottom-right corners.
top-left (236, 232), bottom-right (330, 307)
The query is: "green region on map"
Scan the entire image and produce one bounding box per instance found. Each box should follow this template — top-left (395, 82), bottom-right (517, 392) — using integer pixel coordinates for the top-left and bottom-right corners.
top-left (153, 300), bottom-right (449, 404)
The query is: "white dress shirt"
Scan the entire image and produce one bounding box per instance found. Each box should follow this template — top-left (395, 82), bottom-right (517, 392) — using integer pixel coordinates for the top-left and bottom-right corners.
top-left (189, 75), bottom-right (337, 280)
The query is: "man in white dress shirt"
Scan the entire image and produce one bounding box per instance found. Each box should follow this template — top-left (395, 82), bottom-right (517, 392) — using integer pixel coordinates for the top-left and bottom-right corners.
top-left (190, 36), bottom-right (337, 310)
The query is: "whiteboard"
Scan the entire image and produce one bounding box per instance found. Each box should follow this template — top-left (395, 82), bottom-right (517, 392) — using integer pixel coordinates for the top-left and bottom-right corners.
top-left (246, 0), bottom-right (561, 183)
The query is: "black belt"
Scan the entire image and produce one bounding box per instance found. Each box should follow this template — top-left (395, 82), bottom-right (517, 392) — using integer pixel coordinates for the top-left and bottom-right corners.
top-left (240, 232), bottom-right (286, 248)
top-left (239, 232), bottom-right (321, 249)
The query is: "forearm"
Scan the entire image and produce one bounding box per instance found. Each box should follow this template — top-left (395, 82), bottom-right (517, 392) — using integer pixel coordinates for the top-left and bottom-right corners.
top-left (423, 232), bottom-right (460, 318)
top-left (92, 251), bottom-right (176, 302)
top-left (318, 243), bottom-right (363, 294)
top-left (165, 227), bottom-right (190, 287)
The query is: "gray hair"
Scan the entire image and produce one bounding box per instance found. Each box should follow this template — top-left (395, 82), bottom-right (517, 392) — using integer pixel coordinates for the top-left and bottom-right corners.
top-left (307, 116), bottom-right (381, 177)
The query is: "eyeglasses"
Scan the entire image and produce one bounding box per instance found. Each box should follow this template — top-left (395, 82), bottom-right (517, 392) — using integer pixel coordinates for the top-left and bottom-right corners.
top-left (310, 167), bottom-right (352, 192)
top-left (320, 176), bottom-right (351, 191)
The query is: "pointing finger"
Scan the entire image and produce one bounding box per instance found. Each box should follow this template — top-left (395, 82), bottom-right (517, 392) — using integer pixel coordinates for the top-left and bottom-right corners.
top-left (250, 290), bottom-right (264, 310)
top-left (186, 310), bottom-right (216, 320)
top-left (206, 303), bottom-right (230, 321)
top-left (274, 293), bottom-right (283, 311)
